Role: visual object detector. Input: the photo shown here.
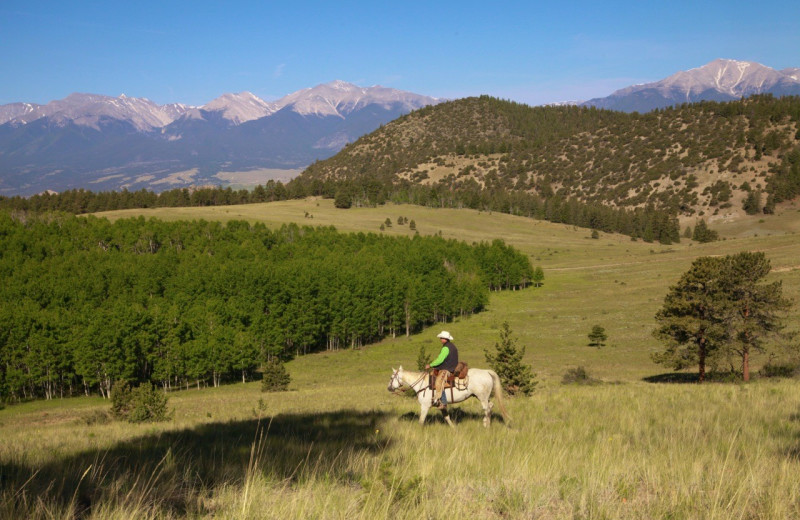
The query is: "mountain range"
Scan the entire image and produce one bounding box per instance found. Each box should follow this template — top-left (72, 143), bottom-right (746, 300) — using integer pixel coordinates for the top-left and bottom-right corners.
top-left (582, 59), bottom-right (800, 112)
top-left (2, 59), bottom-right (799, 197)
top-left (0, 82), bottom-right (439, 196)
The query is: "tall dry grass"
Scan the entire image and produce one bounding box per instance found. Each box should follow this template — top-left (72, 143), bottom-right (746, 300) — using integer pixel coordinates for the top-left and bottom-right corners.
top-left (3, 379), bottom-right (800, 519)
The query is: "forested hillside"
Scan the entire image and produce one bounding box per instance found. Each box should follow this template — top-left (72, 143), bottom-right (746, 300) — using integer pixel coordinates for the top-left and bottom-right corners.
top-left (292, 95), bottom-right (800, 218)
top-left (0, 212), bottom-right (532, 401)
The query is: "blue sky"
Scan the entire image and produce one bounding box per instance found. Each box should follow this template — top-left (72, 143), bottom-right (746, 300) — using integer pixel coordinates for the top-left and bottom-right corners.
top-left (2, 0), bottom-right (798, 106)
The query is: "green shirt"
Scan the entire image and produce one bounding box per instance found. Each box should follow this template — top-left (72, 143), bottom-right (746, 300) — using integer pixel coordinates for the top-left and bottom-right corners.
top-left (431, 346), bottom-right (450, 367)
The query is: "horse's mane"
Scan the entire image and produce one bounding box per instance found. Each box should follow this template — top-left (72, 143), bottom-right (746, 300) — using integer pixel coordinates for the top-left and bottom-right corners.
top-left (400, 368), bottom-right (426, 381)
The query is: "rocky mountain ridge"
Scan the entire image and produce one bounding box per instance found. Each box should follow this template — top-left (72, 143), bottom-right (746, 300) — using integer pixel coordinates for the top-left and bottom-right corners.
top-left (0, 82), bottom-right (440, 195)
top-left (582, 59), bottom-right (800, 113)
top-left (0, 81), bottom-right (439, 130)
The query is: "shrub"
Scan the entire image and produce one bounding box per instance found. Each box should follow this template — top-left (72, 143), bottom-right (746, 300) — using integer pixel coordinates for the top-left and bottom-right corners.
top-left (759, 362), bottom-right (799, 379)
top-left (561, 366), bottom-right (599, 385)
top-left (111, 381), bottom-right (171, 423)
top-left (83, 410), bottom-right (111, 425)
top-left (262, 358), bottom-right (291, 392)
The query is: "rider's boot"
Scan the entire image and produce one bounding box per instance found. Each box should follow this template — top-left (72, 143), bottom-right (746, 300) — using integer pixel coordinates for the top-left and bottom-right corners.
top-left (436, 389), bottom-right (447, 409)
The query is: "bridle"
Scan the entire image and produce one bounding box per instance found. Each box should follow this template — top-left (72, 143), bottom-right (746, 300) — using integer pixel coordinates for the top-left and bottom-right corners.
top-left (389, 369), bottom-right (430, 396)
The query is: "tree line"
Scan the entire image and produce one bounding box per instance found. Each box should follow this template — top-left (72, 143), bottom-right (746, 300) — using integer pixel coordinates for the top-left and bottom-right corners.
top-left (0, 181), bottom-right (293, 215)
top-left (0, 181), bottom-right (683, 245)
top-left (0, 212), bottom-right (533, 402)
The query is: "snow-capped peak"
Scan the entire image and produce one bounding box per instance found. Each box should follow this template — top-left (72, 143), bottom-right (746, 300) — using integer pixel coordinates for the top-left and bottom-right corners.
top-left (273, 80), bottom-right (438, 118)
top-left (0, 81), bottom-right (440, 129)
top-left (0, 92), bottom-right (193, 130)
top-left (202, 92), bottom-right (277, 124)
top-left (581, 58), bottom-right (800, 113)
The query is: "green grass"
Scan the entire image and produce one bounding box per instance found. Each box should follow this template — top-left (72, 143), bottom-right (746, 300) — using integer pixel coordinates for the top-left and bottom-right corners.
top-left (2, 199), bottom-right (800, 518)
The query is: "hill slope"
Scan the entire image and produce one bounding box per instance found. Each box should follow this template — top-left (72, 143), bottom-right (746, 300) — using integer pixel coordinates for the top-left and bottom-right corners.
top-left (292, 95), bottom-right (800, 218)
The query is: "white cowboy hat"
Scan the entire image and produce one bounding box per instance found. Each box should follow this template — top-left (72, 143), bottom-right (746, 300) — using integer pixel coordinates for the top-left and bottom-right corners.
top-left (436, 331), bottom-right (454, 341)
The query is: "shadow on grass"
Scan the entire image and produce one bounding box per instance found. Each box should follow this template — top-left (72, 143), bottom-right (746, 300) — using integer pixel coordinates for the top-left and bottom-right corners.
top-left (642, 373), bottom-right (701, 384)
top-left (644, 371), bottom-right (748, 384)
top-left (0, 409), bottom-right (389, 518)
top-left (398, 407), bottom-right (507, 426)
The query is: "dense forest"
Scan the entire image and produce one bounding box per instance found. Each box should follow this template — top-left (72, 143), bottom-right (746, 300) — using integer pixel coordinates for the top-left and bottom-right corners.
top-left (0, 212), bottom-right (532, 401)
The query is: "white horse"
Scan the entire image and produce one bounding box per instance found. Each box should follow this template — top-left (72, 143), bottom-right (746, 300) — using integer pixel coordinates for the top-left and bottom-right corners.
top-left (387, 366), bottom-right (510, 427)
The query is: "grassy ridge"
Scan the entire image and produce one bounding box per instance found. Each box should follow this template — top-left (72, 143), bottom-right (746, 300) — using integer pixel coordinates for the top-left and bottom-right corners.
top-left (2, 199), bottom-right (799, 518)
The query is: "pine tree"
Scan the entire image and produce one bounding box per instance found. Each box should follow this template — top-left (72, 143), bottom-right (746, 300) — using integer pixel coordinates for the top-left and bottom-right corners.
top-left (692, 220), bottom-right (718, 243)
top-left (261, 358), bottom-right (291, 392)
top-left (742, 191), bottom-right (762, 215)
top-left (653, 256), bottom-right (729, 382)
top-left (719, 252), bottom-right (791, 381)
top-left (588, 325), bottom-right (608, 346)
top-left (416, 344), bottom-right (432, 371)
top-left (484, 322), bottom-right (537, 396)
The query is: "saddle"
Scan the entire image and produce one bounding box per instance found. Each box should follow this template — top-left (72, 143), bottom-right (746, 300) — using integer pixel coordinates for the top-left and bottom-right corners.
top-left (431, 361), bottom-right (469, 389)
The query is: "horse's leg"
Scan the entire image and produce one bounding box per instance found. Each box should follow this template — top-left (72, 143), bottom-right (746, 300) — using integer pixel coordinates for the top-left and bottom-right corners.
top-left (481, 395), bottom-right (494, 427)
top-left (441, 406), bottom-right (455, 428)
top-left (419, 396), bottom-right (432, 426)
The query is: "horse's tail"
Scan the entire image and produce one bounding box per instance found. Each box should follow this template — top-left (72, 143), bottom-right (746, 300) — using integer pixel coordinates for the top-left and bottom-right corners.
top-left (487, 370), bottom-right (511, 424)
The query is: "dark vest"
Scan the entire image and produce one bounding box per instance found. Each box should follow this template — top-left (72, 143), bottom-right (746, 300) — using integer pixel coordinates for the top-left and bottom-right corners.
top-left (438, 341), bottom-right (459, 372)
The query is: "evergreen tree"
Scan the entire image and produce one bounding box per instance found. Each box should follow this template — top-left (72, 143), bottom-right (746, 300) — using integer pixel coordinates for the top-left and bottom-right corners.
top-left (719, 252), bottom-right (791, 381)
top-left (742, 190), bottom-right (762, 215)
top-left (111, 381), bottom-right (171, 423)
top-left (588, 325), bottom-right (608, 346)
top-left (692, 219), bottom-right (718, 243)
top-left (261, 358), bottom-right (291, 392)
top-left (653, 257), bottom-right (729, 382)
top-left (484, 322), bottom-right (537, 396)
top-left (416, 344), bottom-right (432, 371)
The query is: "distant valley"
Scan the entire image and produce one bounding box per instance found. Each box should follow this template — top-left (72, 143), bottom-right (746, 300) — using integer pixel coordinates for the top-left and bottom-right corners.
top-left (0, 82), bottom-right (439, 196)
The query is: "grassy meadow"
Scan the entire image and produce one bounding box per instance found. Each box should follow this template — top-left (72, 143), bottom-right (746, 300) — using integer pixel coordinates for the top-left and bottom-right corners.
top-left (2, 198), bottom-right (800, 519)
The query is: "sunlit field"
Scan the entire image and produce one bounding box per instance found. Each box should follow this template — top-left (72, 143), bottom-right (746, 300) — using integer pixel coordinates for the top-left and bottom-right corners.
top-left (2, 198), bottom-right (800, 519)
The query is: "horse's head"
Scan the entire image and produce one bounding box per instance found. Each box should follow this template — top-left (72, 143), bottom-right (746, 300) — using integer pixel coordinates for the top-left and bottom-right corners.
top-left (387, 366), bottom-right (404, 392)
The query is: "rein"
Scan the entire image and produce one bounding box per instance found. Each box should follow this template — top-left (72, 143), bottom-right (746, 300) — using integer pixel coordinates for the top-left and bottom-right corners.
top-left (391, 370), bottom-right (430, 396)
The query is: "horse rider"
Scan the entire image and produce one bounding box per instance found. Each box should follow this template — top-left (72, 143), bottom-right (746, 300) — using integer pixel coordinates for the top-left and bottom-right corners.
top-left (426, 331), bottom-right (459, 408)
